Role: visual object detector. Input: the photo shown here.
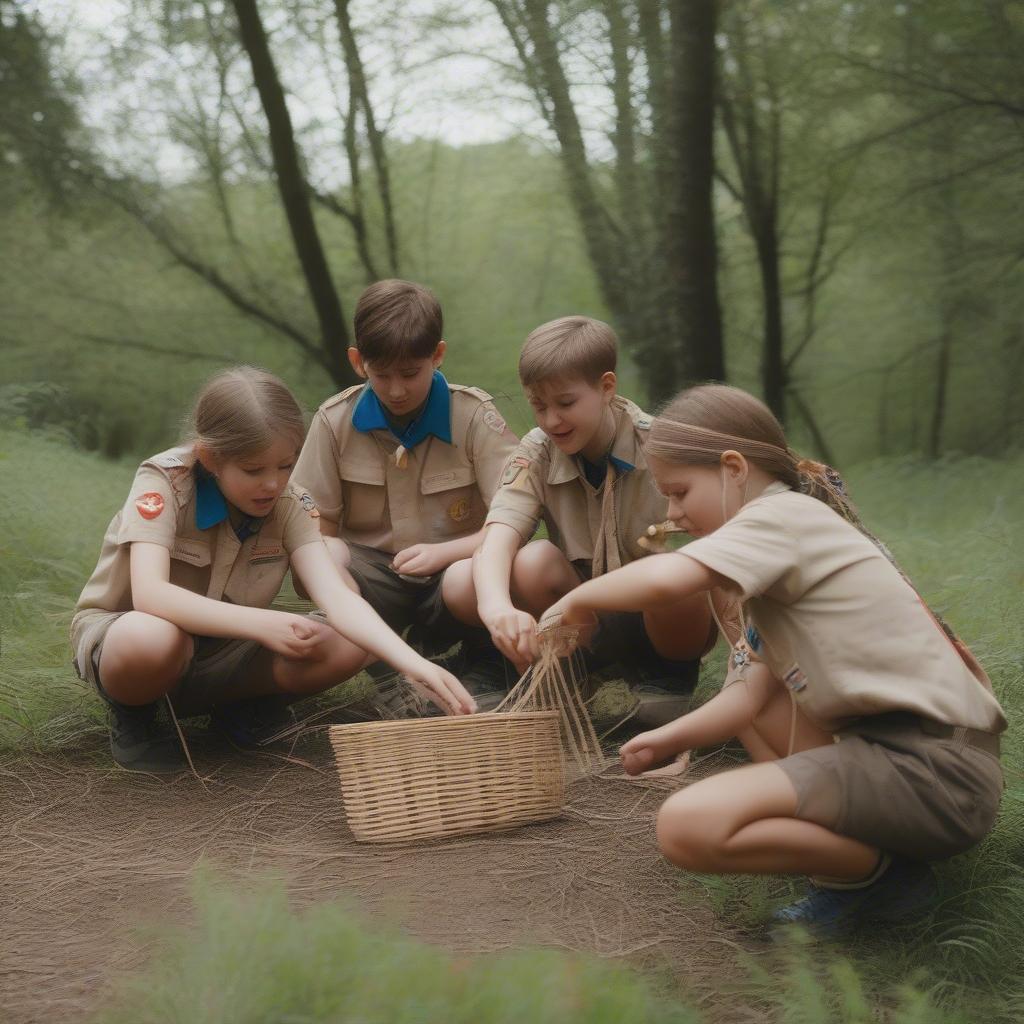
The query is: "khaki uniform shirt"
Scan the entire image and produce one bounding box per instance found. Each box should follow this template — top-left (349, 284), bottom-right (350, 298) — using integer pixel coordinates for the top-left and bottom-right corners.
top-left (293, 378), bottom-right (517, 555)
top-left (484, 396), bottom-right (668, 572)
top-left (682, 483), bottom-right (1007, 734)
top-left (71, 446), bottom-right (325, 648)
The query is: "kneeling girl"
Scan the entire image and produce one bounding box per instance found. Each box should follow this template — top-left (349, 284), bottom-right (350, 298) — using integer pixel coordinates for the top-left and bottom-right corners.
top-left (544, 383), bottom-right (1005, 932)
top-left (71, 366), bottom-right (474, 772)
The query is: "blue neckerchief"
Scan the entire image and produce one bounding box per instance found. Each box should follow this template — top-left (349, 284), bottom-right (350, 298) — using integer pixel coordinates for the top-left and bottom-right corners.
top-left (195, 468), bottom-right (263, 541)
top-left (351, 370), bottom-right (452, 448)
top-left (579, 452), bottom-right (635, 489)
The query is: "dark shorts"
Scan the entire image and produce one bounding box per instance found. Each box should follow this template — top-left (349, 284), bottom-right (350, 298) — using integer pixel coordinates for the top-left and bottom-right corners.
top-left (346, 544), bottom-right (465, 644)
top-left (777, 712), bottom-right (1004, 862)
top-left (72, 609), bottom-right (267, 716)
top-left (572, 561), bottom-right (700, 694)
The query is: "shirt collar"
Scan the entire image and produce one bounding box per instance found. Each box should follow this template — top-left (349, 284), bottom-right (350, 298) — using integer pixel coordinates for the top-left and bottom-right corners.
top-left (195, 468), bottom-right (264, 540)
top-left (196, 468), bottom-right (229, 530)
top-left (351, 370), bottom-right (452, 448)
top-left (547, 398), bottom-right (642, 485)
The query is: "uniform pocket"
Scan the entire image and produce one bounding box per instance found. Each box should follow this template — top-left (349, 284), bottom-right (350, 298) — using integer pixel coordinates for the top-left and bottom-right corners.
top-left (420, 466), bottom-right (481, 536)
top-left (341, 461), bottom-right (387, 532)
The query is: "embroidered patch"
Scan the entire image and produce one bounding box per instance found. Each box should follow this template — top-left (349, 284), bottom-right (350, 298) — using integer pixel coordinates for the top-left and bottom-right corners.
top-left (135, 492), bottom-right (165, 520)
top-left (170, 540), bottom-right (210, 566)
top-left (501, 454), bottom-right (531, 487)
top-left (784, 665), bottom-right (808, 693)
top-left (299, 493), bottom-right (321, 519)
top-left (448, 497), bottom-right (472, 523)
top-left (483, 407), bottom-right (507, 434)
top-left (250, 545), bottom-right (286, 566)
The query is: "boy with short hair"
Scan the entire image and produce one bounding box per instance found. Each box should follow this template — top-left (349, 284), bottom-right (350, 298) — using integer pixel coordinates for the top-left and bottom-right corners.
top-left (472, 316), bottom-right (714, 726)
top-left (293, 279), bottom-right (519, 709)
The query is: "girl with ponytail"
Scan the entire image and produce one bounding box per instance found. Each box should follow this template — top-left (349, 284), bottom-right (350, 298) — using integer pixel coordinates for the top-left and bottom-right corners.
top-left (543, 384), bottom-right (1005, 936)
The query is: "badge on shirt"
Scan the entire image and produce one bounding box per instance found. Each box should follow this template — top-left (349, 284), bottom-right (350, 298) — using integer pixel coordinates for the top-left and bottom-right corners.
top-left (135, 492), bottom-right (165, 520)
top-left (502, 455), bottom-right (532, 489)
top-left (483, 407), bottom-right (508, 434)
top-left (299, 493), bottom-right (321, 519)
top-left (448, 497), bottom-right (472, 523)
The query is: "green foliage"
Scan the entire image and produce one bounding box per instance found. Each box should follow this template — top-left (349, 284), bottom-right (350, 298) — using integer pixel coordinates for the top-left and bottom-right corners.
top-left (95, 870), bottom-right (699, 1024)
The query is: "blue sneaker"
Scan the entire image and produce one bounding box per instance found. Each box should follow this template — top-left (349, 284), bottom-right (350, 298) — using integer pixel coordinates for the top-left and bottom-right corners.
top-left (211, 695), bottom-right (296, 748)
top-left (771, 859), bottom-right (937, 940)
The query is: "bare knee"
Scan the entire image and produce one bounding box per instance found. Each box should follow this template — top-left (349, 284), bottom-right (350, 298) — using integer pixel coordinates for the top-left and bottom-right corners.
top-left (100, 613), bottom-right (193, 703)
top-left (441, 558), bottom-right (480, 625)
top-left (510, 541), bottom-right (576, 612)
top-left (655, 792), bottom-right (730, 873)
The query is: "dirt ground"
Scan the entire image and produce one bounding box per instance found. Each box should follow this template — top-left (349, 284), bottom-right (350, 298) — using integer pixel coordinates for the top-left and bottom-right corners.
top-left (2, 723), bottom-right (761, 1022)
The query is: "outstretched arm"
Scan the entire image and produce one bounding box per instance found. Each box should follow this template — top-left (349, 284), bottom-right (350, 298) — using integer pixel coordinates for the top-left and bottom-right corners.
top-left (547, 553), bottom-right (725, 624)
top-left (291, 542), bottom-right (476, 715)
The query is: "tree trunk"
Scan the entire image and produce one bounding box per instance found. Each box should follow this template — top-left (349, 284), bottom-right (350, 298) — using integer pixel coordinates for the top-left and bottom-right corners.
top-left (664, 0), bottom-right (725, 389)
top-left (333, 0), bottom-right (400, 276)
top-left (754, 213), bottom-right (786, 421)
top-left (231, 0), bottom-right (353, 385)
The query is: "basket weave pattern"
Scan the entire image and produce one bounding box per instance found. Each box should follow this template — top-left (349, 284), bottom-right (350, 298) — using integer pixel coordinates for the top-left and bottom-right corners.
top-left (330, 711), bottom-right (565, 843)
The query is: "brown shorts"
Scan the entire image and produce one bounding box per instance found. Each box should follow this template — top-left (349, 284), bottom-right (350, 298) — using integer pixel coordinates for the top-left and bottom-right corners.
top-left (777, 712), bottom-right (1004, 862)
top-left (71, 609), bottom-right (267, 716)
top-left (572, 561), bottom-right (700, 691)
top-left (346, 543), bottom-right (462, 643)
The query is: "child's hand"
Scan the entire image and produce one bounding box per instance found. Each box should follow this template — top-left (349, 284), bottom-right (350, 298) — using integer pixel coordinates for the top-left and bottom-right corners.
top-left (404, 660), bottom-right (477, 716)
top-left (392, 543), bottom-right (450, 577)
top-left (260, 613), bottom-right (333, 659)
top-left (619, 726), bottom-right (687, 777)
top-left (480, 604), bottom-right (539, 671)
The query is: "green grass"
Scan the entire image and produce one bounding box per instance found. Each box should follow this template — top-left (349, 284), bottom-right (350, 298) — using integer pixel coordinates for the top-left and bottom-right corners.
top-left (3, 429), bottom-right (1023, 1021)
top-left (95, 871), bottom-right (700, 1024)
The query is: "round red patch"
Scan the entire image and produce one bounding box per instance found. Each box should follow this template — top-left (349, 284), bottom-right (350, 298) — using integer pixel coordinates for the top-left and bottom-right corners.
top-left (135, 492), bottom-right (165, 520)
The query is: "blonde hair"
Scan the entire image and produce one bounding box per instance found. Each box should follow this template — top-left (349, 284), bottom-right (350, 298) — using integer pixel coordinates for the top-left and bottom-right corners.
top-left (187, 366), bottom-right (306, 462)
top-left (650, 384), bottom-right (859, 522)
top-left (518, 316), bottom-right (617, 387)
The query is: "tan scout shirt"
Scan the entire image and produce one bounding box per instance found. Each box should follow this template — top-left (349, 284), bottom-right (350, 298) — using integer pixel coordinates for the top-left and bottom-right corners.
top-left (71, 446), bottom-right (325, 646)
top-left (293, 382), bottom-right (517, 555)
top-left (682, 483), bottom-right (1007, 734)
top-left (484, 396), bottom-right (668, 572)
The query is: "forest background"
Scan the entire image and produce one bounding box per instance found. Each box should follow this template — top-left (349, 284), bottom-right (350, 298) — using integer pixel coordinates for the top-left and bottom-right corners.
top-left (2, 1), bottom-right (1024, 1022)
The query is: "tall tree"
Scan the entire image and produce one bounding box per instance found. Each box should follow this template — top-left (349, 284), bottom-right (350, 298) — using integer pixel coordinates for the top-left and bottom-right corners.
top-left (491, 0), bottom-right (724, 403)
top-left (230, 0), bottom-right (352, 380)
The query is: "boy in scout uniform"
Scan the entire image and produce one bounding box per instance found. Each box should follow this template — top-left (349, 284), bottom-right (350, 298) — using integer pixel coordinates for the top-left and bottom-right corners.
top-left (472, 316), bottom-right (715, 726)
top-left (293, 279), bottom-right (519, 709)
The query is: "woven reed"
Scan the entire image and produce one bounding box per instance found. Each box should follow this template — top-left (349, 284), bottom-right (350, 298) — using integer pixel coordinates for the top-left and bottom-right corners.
top-left (329, 711), bottom-right (565, 843)
top-left (497, 623), bottom-right (604, 777)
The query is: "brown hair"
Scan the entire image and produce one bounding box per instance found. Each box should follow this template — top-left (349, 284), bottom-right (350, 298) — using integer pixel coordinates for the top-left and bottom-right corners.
top-left (354, 279), bottom-right (443, 365)
top-left (518, 316), bottom-right (617, 388)
top-left (187, 366), bottom-right (306, 462)
top-left (649, 384), bottom-right (859, 522)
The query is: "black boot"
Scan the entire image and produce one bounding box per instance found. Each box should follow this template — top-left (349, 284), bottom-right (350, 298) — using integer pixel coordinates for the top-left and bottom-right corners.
top-left (108, 700), bottom-right (187, 773)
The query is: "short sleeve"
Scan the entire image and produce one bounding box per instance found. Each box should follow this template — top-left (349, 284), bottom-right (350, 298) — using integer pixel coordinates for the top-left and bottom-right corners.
top-left (484, 436), bottom-right (547, 541)
top-left (293, 411), bottom-right (343, 523)
top-left (680, 500), bottom-right (798, 600)
top-left (467, 401), bottom-right (519, 505)
top-left (280, 487), bottom-right (328, 554)
top-left (114, 466), bottom-right (179, 548)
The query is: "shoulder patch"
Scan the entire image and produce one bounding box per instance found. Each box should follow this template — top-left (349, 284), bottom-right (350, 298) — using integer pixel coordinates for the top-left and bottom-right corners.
top-left (299, 491), bottom-right (321, 518)
top-left (152, 453), bottom-right (186, 469)
top-left (481, 405), bottom-right (508, 434)
top-left (135, 492), bottom-right (165, 520)
top-left (636, 413), bottom-right (653, 431)
top-left (501, 454), bottom-right (533, 489)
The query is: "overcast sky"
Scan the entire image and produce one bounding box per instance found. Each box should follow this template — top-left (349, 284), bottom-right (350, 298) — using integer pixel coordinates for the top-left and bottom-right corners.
top-left (27, 0), bottom-right (551, 181)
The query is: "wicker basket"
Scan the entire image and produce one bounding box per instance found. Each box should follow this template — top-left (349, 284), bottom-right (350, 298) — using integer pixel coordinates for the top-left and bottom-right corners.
top-left (329, 711), bottom-right (565, 843)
